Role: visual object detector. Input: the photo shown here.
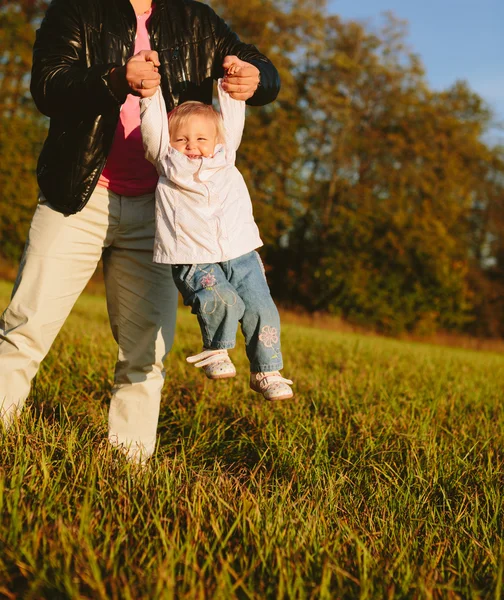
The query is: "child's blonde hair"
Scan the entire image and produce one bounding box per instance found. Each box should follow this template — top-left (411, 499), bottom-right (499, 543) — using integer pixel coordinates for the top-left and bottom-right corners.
top-left (168, 101), bottom-right (225, 143)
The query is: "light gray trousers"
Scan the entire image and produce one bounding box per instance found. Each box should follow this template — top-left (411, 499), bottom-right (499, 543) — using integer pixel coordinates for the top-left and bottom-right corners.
top-left (0, 186), bottom-right (178, 460)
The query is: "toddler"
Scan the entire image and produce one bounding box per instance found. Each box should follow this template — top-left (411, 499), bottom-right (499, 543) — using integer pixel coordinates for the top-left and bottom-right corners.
top-left (140, 59), bottom-right (292, 401)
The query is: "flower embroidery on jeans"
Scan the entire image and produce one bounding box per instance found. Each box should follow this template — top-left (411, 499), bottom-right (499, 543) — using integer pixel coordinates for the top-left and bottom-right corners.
top-left (258, 325), bottom-right (279, 348)
top-left (200, 273), bottom-right (217, 289)
top-left (196, 266), bottom-right (237, 314)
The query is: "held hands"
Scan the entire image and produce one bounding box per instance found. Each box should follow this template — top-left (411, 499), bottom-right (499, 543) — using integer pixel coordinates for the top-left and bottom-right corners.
top-left (110, 52), bottom-right (260, 100)
top-left (221, 56), bottom-right (260, 100)
top-left (110, 50), bottom-right (161, 99)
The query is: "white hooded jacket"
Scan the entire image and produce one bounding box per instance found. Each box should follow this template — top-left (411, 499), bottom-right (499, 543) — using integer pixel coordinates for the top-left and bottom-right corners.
top-left (140, 80), bottom-right (263, 265)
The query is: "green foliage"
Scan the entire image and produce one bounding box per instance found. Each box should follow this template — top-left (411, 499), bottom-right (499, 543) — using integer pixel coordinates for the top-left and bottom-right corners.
top-left (1, 282), bottom-right (504, 598)
top-left (0, 1), bottom-right (48, 261)
top-left (262, 6), bottom-right (503, 335)
top-left (0, 115), bottom-right (45, 261)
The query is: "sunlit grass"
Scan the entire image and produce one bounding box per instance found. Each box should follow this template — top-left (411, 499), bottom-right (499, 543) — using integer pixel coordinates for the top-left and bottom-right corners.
top-left (1, 279), bottom-right (503, 599)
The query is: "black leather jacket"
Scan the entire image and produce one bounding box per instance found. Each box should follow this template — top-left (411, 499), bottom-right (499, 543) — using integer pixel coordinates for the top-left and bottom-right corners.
top-left (31, 0), bottom-right (280, 214)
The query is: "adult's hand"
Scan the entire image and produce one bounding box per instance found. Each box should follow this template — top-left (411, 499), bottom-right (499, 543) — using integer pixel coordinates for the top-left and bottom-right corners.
top-left (221, 55), bottom-right (260, 101)
top-left (110, 50), bottom-right (161, 99)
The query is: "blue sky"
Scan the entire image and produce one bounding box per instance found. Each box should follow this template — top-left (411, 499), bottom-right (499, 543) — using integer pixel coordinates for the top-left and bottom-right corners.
top-left (328, 0), bottom-right (503, 141)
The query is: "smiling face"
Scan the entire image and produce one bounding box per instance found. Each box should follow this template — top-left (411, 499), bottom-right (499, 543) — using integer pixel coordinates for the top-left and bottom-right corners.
top-left (170, 114), bottom-right (219, 159)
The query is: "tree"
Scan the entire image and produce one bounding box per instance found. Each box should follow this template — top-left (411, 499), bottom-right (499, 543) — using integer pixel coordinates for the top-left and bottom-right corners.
top-left (0, 1), bottom-right (48, 262)
top-left (268, 12), bottom-right (500, 334)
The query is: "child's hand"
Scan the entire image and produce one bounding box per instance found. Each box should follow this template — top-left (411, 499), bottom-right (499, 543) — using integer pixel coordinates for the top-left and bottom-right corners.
top-left (223, 55), bottom-right (249, 75)
top-left (222, 55), bottom-right (260, 100)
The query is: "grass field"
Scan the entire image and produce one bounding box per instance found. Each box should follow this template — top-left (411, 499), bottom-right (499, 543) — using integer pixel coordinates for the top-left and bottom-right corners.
top-left (1, 278), bottom-right (503, 599)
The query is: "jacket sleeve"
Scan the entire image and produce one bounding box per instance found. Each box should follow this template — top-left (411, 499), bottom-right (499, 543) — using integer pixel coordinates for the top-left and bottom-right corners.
top-left (30, 0), bottom-right (124, 118)
top-left (217, 79), bottom-right (245, 152)
top-left (140, 88), bottom-right (171, 171)
top-left (208, 8), bottom-right (281, 107)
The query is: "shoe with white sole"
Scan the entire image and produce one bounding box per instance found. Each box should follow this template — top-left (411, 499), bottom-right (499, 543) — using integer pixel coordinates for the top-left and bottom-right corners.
top-left (187, 349), bottom-right (236, 380)
top-left (250, 371), bottom-right (293, 401)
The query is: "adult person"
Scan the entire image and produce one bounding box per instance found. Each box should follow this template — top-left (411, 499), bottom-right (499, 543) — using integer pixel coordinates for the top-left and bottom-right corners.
top-left (0, 0), bottom-right (280, 463)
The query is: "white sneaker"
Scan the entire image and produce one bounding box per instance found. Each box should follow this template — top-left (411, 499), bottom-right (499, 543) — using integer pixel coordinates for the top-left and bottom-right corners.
top-left (187, 349), bottom-right (236, 380)
top-left (250, 371), bottom-right (293, 401)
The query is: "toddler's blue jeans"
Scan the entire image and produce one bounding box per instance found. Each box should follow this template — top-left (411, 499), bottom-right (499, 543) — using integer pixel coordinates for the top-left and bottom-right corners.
top-left (172, 251), bottom-right (283, 372)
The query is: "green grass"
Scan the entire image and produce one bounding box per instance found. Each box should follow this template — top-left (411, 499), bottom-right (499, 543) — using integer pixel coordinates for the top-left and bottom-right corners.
top-left (1, 278), bottom-right (504, 599)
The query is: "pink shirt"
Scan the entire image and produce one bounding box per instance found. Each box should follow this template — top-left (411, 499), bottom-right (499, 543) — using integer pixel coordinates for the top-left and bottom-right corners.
top-left (97, 8), bottom-right (159, 196)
